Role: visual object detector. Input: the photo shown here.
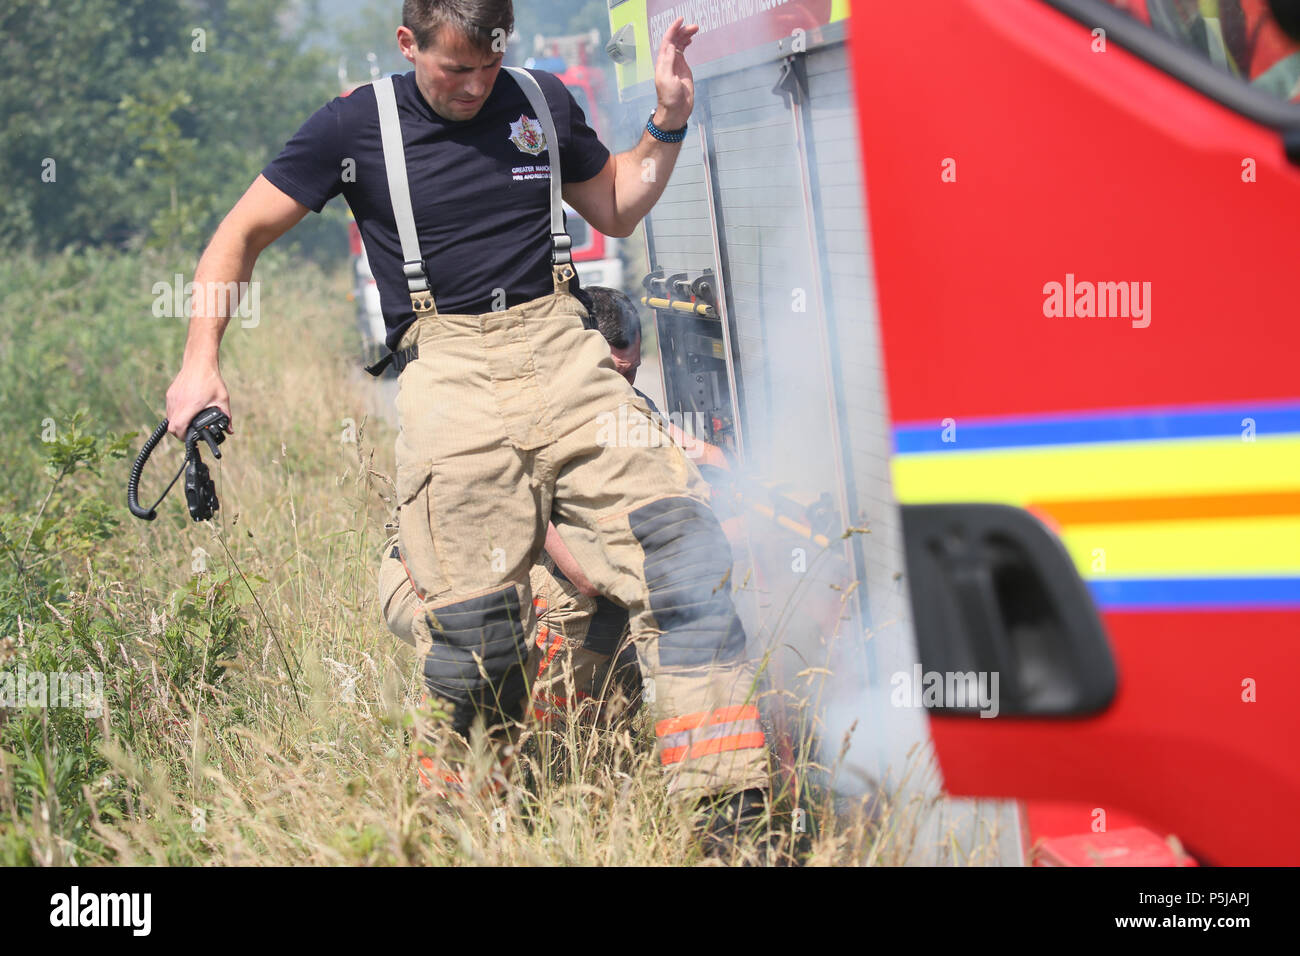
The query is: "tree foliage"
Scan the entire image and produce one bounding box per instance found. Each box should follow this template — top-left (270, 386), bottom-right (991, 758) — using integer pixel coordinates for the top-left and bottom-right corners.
top-left (0, 0), bottom-right (336, 257)
top-left (0, 0), bottom-right (617, 263)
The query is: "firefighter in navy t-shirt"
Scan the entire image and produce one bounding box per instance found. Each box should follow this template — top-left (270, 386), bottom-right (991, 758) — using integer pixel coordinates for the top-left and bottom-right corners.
top-left (161, 1), bottom-right (770, 843)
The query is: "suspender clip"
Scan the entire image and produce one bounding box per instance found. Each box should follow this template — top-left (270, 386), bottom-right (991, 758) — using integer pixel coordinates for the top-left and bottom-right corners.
top-left (552, 233), bottom-right (572, 265)
top-left (402, 260), bottom-right (430, 292)
top-left (410, 290), bottom-right (436, 315)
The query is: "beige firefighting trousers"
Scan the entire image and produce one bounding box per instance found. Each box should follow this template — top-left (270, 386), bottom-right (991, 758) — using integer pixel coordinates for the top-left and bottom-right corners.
top-left (525, 555), bottom-right (641, 727)
top-left (382, 546), bottom-right (640, 727)
top-left (381, 283), bottom-right (768, 798)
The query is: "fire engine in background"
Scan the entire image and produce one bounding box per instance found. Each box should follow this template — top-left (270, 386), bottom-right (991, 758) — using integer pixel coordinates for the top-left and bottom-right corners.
top-left (526, 30), bottom-right (624, 291)
top-left (606, 0), bottom-right (1300, 865)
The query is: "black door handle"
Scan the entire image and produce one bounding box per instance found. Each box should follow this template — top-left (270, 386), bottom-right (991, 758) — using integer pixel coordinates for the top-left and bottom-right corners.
top-left (902, 504), bottom-right (1116, 717)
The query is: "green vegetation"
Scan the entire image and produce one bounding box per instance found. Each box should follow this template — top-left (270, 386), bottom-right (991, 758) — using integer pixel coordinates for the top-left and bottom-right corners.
top-left (2, 0), bottom-right (343, 260)
top-left (0, 246), bottom-right (409, 865)
top-left (1, 0), bottom-right (620, 263)
top-left (0, 0), bottom-right (993, 867)
top-left (0, 247), bottom-right (987, 865)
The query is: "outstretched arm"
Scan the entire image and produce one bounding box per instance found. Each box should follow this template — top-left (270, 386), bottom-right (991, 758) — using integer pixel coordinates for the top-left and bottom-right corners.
top-left (562, 17), bottom-right (699, 238)
top-left (164, 175), bottom-right (310, 438)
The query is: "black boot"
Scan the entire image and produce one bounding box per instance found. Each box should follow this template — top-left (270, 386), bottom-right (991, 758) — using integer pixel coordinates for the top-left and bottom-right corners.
top-left (696, 788), bottom-right (770, 861)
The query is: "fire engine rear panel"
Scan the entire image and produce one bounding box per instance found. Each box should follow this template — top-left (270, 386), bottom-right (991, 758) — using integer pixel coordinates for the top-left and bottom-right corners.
top-left (802, 44), bottom-right (912, 680)
top-left (643, 44), bottom-right (916, 712)
top-left (631, 29), bottom-right (1025, 862)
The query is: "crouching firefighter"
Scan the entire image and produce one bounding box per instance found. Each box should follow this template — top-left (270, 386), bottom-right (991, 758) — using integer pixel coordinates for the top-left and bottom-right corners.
top-left (162, 1), bottom-right (771, 833)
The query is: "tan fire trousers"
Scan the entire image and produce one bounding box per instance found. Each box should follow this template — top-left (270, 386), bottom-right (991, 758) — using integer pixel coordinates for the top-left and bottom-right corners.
top-left (383, 548), bottom-right (641, 727)
top-left (380, 286), bottom-right (768, 798)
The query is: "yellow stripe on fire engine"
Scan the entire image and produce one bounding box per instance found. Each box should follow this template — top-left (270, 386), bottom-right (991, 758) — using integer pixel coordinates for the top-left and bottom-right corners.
top-left (1059, 516), bottom-right (1300, 578)
top-left (890, 435), bottom-right (1300, 505)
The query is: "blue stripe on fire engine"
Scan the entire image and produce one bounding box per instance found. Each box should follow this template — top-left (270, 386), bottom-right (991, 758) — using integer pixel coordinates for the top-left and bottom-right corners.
top-left (1088, 576), bottom-right (1300, 610)
top-left (893, 400), bottom-right (1300, 454)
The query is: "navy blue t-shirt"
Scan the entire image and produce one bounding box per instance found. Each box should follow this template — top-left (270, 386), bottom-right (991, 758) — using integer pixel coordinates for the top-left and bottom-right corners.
top-left (261, 69), bottom-right (610, 351)
top-left (633, 386), bottom-right (660, 416)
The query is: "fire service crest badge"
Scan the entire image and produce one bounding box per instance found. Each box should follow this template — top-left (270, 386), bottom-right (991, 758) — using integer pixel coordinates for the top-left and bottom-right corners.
top-left (509, 114), bottom-right (546, 156)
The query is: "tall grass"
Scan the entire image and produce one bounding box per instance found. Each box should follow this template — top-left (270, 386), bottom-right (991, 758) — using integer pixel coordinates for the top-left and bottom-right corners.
top-left (0, 247), bottom-right (992, 866)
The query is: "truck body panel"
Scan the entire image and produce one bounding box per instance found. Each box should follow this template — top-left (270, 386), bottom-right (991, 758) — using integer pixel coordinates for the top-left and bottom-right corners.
top-left (612, 0), bottom-right (1300, 864)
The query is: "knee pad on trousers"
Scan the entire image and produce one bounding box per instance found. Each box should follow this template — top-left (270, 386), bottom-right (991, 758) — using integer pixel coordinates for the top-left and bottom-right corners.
top-left (582, 595), bottom-right (629, 657)
top-left (628, 497), bottom-right (747, 668)
top-left (419, 584), bottom-right (529, 737)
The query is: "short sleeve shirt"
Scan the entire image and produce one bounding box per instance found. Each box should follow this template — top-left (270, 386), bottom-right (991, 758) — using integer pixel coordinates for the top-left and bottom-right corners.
top-left (261, 69), bottom-right (610, 351)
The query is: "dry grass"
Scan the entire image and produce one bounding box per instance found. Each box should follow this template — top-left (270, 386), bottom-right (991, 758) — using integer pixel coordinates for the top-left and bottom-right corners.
top-left (0, 249), bottom-right (1011, 866)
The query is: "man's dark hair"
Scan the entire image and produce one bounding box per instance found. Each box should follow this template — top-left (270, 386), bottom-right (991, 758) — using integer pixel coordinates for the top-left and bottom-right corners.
top-left (402, 0), bottom-right (514, 52)
top-left (581, 286), bottom-right (641, 350)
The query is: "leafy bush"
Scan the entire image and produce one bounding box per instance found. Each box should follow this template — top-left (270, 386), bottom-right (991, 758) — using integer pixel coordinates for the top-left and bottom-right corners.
top-left (0, 0), bottom-right (342, 260)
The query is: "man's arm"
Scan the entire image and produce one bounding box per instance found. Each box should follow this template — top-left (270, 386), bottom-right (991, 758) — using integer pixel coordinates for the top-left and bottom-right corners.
top-left (544, 524), bottom-right (601, 598)
top-left (164, 175), bottom-right (310, 438)
top-left (562, 17), bottom-right (699, 238)
top-left (665, 423), bottom-right (731, 470)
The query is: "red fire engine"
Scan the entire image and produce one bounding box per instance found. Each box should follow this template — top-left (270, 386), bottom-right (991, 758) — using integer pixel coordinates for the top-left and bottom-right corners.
top-left (609, 0), bottom-right (1300, 865)
top-left (527, 31), bottom-right (624, 290)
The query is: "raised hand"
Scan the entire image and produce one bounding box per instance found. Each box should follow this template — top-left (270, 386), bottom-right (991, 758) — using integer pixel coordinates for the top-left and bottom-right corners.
top-left (653, 17), bottom-right (700, 130)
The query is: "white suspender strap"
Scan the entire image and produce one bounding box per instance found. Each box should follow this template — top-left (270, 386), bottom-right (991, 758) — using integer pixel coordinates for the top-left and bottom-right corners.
top-left (504, 67), bottom-right (573, 269)
top-left (373, 70), bottom-right (573, 319)
top-left (373, 76), bottom-right (435, 315)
